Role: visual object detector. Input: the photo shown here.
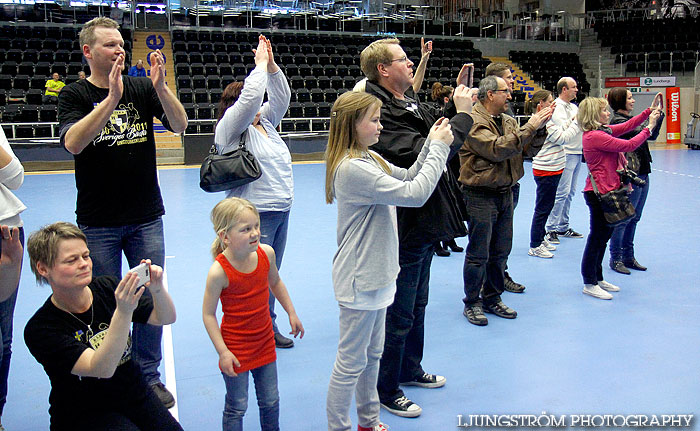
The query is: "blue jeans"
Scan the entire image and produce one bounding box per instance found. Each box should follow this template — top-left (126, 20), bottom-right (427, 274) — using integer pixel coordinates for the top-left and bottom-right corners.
top-left (581, 191), bottom-right (614, 285)
top-left (0, 227), bottom-right (23, 418)
top-left (79, 217), bottom-right (165, 385)
top-left (259, 211), bottom-right (289, 335)
top-left (222, 362), bottom-right (279, 431)
top-left (530, 174), bottom-right (562, 248)
top-left (377, 242), bottom-right (433, 404)
top-left (609, 175), bottom-right (649, 262)
top-left (546, 153), bottom-right (582, 233)
top-left (462, 187), bottom-right (513, 306)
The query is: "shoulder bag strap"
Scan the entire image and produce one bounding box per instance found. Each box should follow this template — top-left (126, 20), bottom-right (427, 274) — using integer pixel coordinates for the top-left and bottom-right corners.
top-left (588, 171), bottom-right (601, 195)
top-left (238, 129), bottom-right (248, 150)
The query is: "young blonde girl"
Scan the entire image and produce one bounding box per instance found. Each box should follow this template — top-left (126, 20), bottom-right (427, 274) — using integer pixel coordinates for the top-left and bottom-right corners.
top-left (202, 197), bottom-right (304, 431)
top-left (324, 91), bottom-right (453, 431)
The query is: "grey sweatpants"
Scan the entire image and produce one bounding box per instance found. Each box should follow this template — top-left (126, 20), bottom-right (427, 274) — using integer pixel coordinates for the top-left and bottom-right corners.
top-left (326, 306), bottom-right (386, 431)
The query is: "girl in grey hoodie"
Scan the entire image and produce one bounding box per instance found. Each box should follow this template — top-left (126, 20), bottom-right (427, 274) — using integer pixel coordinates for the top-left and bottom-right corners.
top-left (323, 91), bottom-right (453, 431)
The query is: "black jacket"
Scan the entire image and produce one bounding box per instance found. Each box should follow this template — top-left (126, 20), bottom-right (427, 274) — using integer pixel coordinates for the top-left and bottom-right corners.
top-left (364, 80), bottom-right (474, 246)
top-left (610, 110), bottom-right (663, 176)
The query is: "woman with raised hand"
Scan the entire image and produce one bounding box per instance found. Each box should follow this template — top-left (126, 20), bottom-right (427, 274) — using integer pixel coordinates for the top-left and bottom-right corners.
top-left (578, 95), bottom-right (661, 300)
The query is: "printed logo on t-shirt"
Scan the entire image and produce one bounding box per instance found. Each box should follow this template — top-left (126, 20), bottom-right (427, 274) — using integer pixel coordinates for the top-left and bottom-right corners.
top-left (91, 101), bottom-right (148, 148)
top-left (86, 323), bottom-right (133, 366)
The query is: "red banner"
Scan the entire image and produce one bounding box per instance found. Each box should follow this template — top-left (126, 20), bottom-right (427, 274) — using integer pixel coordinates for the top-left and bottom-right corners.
top-left (666, 87), bottom-right (681, 144)
top-left (605, 77), bottom-right (640, 88)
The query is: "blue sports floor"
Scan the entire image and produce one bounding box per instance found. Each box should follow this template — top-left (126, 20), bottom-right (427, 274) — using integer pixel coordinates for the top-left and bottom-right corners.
top-left (4, 146), bottom-right (700, 430)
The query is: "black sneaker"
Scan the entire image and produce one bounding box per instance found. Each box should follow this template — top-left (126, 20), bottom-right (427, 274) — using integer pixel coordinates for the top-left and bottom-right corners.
top-left (151, 382), bottom-right (176, 408)
top-left (545, 231), bottom-right (560, 244)
top-left (463, 304), bottom-right (488, 326)
top-left (503, 272), bottom-right (526, 293)
top-left (380, 395), bottom-right (422, 418)
top-left (557, 228), bottom-right (583, 238)
top-left (483, 300), bottom-right (518, 319)
top-left (400, 372), bottom-right (446, 388)
top-left (274, 332), bottom-right (294, 348)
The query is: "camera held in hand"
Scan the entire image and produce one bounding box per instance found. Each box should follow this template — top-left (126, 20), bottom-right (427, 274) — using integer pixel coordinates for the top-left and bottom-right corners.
top-left (617, 168), bottom-right (646, 187)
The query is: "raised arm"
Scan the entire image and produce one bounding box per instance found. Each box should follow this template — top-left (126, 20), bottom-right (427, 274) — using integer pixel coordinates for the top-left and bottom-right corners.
top-left (412, 37), bottom-right (432, 94)
top-left (546, 103), bottom-right (581, 146)
top-left (150, 50), bottom-right (187, 134)
top-left (141, 260), bottom-right (176, 326)
top-left (63, 55), bottom-right (125, 154)
top-left (608, 108), bottom-right (652, 137)
top-left (263, 245), bottom-right (304, 339)
top-left (260, 37), bottom-right (291, 128)
top-left (215, 37), bottom-right (270, 152)
top-left (71, 272), bottom-right (146, 378)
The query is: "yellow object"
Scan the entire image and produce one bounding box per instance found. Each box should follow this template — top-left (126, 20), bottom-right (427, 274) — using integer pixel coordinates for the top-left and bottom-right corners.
top-left (45, 79), bottom-right (65, 97)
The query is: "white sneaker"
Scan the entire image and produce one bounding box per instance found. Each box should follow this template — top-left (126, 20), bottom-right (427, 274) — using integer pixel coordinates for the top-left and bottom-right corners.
top-left (583, 284), bottom-right (613, 300)
top-left (528, 244), bottom-right (554, 258)
top-left (598, 280), bottom-right (620, 292)
top-left (542, 238), bottom-right (557, 251)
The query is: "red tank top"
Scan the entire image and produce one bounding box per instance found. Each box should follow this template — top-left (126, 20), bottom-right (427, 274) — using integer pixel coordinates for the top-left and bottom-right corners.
top-left (216, 247), bottom-right (276, 373)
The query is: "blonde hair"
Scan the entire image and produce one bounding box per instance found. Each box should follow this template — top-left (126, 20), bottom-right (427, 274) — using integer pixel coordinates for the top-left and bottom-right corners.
top-left (27, 222), bottom-right (87, 285)
top-left (360, 38), bottom-right (400, 82)
top-left (210, 197), bottom-right (260, 259)
top-left (79, 17), bottom-right (120, 48)
top-left (524, 90), bottom-right (552, 115)
top-left (577, 97), bottom-right (609, 132)
top-left (324, 91), bottom-right (391, 204)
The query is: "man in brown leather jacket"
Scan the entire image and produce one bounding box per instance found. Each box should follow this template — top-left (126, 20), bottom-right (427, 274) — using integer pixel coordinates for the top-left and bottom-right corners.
top-left (458, 75), bottom-right (553, 326)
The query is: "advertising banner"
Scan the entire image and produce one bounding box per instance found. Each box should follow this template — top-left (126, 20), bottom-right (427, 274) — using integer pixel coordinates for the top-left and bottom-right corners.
top-left (641, 76), bottom-right (676, 87)
top-left (666, 87), bottom-right (681, 144)
top-left (605, 77), bottom-right (640, 88)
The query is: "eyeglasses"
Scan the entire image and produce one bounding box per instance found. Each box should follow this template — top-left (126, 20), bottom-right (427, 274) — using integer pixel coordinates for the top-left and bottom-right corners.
top-left (492, 89), bottom-right (510, 93)
top-left (387, 55), bottom-right (409, 64)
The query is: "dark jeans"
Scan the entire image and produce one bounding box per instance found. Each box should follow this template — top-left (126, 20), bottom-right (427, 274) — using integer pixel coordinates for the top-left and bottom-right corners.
top-left (259, 211), bottom-right (290, 334)
top-left (79, 217), bottom-right (165, 385)
top-left (530, 174), bottom-right (562, 248)
top-left (581, 191), bottom-right (615, 285)
top-left (54, 384), bottom-right (182, 431)
top-left (609, 175), bottom-right (649, 262)
top-left (462, 187), bottom-right (513, 306)
top-left (0, 227), bottom-right (23, 418)
top-left (377, 242), bottom-right (433, 404)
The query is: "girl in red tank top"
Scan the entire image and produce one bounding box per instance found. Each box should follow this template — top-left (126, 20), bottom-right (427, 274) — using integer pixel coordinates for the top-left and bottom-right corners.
top-left (203, 197), bottom-right (304, 431)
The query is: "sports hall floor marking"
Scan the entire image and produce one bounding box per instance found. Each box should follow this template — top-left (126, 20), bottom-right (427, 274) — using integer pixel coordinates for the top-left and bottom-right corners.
top-left (653, 168), bottom-right (699, 179)
top-left (163, 259), bottom-right (180, 421)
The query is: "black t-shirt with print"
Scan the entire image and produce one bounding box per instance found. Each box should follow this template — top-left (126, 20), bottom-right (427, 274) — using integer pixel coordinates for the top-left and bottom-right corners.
top-left (24, 276), bottom-right (154, 427)
top-left (57, 76), bottom-right (173, 227)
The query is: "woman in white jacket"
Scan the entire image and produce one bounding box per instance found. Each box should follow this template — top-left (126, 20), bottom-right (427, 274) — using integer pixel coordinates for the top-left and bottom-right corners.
top-left (214, 35), bottom-right (295, 348)
top-left (0, 126), bottom-right (26, 429)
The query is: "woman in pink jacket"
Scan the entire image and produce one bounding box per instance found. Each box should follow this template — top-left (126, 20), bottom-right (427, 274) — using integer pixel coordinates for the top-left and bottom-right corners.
top-left (577, 96), bottom-right (661, 300)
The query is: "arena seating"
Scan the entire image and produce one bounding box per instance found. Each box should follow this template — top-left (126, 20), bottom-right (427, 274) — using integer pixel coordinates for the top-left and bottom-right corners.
top-left (509, 50), bottom-right (590, 99)
top-left (0, 24), bottom-right (132, 137)
top-left (172, 29), bottom-right (488, 133)
top-left (593, 17), bottom-right (699, 75)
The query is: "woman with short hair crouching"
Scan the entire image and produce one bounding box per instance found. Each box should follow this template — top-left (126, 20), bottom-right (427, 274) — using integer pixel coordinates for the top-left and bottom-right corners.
top-left (23, 222), bottom-right (182, 431)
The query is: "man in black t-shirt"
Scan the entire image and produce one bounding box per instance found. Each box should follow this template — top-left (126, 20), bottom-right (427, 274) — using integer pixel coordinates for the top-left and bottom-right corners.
top-left (24, 222), bottom-right (182, 430)
top-left (57, 17), bottom-right (187, 408)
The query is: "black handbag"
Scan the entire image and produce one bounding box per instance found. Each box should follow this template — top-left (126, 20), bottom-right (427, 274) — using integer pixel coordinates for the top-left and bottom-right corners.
top-left (589, 172), bottom-right (635, 226)
top-left (199, 130), bottom-right (262, 193)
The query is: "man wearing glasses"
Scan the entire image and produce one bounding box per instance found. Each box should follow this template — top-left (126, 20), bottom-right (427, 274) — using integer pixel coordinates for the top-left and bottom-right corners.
top-left (458, 76), bottom-right (553, 326)
top-left (359, 38), bottom-right (474, 418)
